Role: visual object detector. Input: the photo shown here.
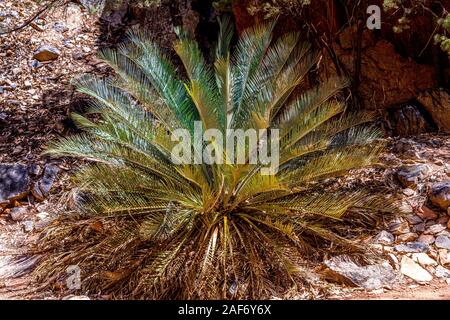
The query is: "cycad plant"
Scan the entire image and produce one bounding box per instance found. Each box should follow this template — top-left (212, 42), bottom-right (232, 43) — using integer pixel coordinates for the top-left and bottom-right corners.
top-left (37, 19), bottom-right (390, 299)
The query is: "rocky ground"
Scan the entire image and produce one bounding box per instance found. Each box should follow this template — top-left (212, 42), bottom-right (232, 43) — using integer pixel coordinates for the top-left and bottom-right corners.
top-left (1, 1), bottom-right (450, 300)
top-left (321, 135), bottom-right (450, 299)
top-left (0, 0), bottom-right (105, 300)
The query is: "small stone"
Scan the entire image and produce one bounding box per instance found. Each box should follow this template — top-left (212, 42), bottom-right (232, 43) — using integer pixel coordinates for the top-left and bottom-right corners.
top-left (31, 184), bottom-right (44, 201)
top-left (34, 218), bottom-right (53, 230)
top-left (34, 17), bottom-right (44, 25)
top-left (1, 164), bottom-right (31, 205)
top-left (424, 224), bottom-right (446, 235)
top-left (406, 215), bottom-right (423, 225)
top-left (62, 295), bottom-right (90, 300)
top-left (425, 220), bottom-right (436, 227)
top-left (9, 207), bottom-right (27, 221)
top-left (434, 265), bottom-right (450, 279)
top-left (36, 211), bottom-right (49, 220)
top-left (438, 249), bottom-right (450, 266)
top-left (34, 211), bottom-right (54, 230)
top-left (22, 220), bottom-right (33, 232)
top-left (30, 59), bottom-right (43, 69)
top-left (417, 234), bottom-right (435, 245)
top-left (12, 146), bottom-right (23, 155)
top-left (388, 219), bottom-right (410, 235)
top-left (28, 164), bottom-right (41, 176)
top-left (429, 182), bottom-right (450, 210)
top-left (371, 288), bottom-right (384, 295)
top-left (72, 51), bottom-right (85, 60)
top-left (373, 230), bottom-right (395, 244)
top-left (435, 236), bottom-right (450, 250)
top-left (32, 45), bottom-right (60, 62)
top-left (397, 164), bottom-right (430, 189)
top-left (398, 201), bottom-right (414, 214)
top-left (402, 188), bottom-right (415, 196)
top-left (387, 253), bottom-right (399, 269)
top-left (7, 10), bottom-right (19, 19)
top-left (400, 256), bottom-right (433, 283)
top-left (416, 206), bottom-right (438, 220)
top-left (24, 80), bottom-right (32, 89)
top-left (424, 265), bottom-right (436, 274)
top-left (394, 242), bottom-right (429, 253)
top-left (438, 230), bottom-right (450, 237)
top-left (428, 247), bottom-right (439, 259)
top-left (413, 223), bottom-right (426, 233)
top-left (383, 245), bottom-right (395, 253)
top-left (411, 253), bottom-right (438, 267)
top-left (397, 232), bottom-right (418, 242)
top-left (52, 22), bottom-right (67, 32)
top-left (3, 83), bottom-right (16, 91)
top-left (437, 215), bottom-right (449, 225)
top-left (31, 164), bottom-right (59, 201)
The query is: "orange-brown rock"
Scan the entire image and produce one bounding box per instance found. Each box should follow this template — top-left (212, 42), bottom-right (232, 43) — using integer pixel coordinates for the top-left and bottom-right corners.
top-left (321, 38), bottom-right (436, 110)
top-left (417, 206), bottom-right (438, 220)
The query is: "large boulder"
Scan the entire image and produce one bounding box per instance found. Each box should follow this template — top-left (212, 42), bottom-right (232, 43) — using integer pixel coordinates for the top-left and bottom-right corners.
top-left (417, 89), bottom-right (450, 133)
top-left (387, 104), bottom-right (434, 136)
